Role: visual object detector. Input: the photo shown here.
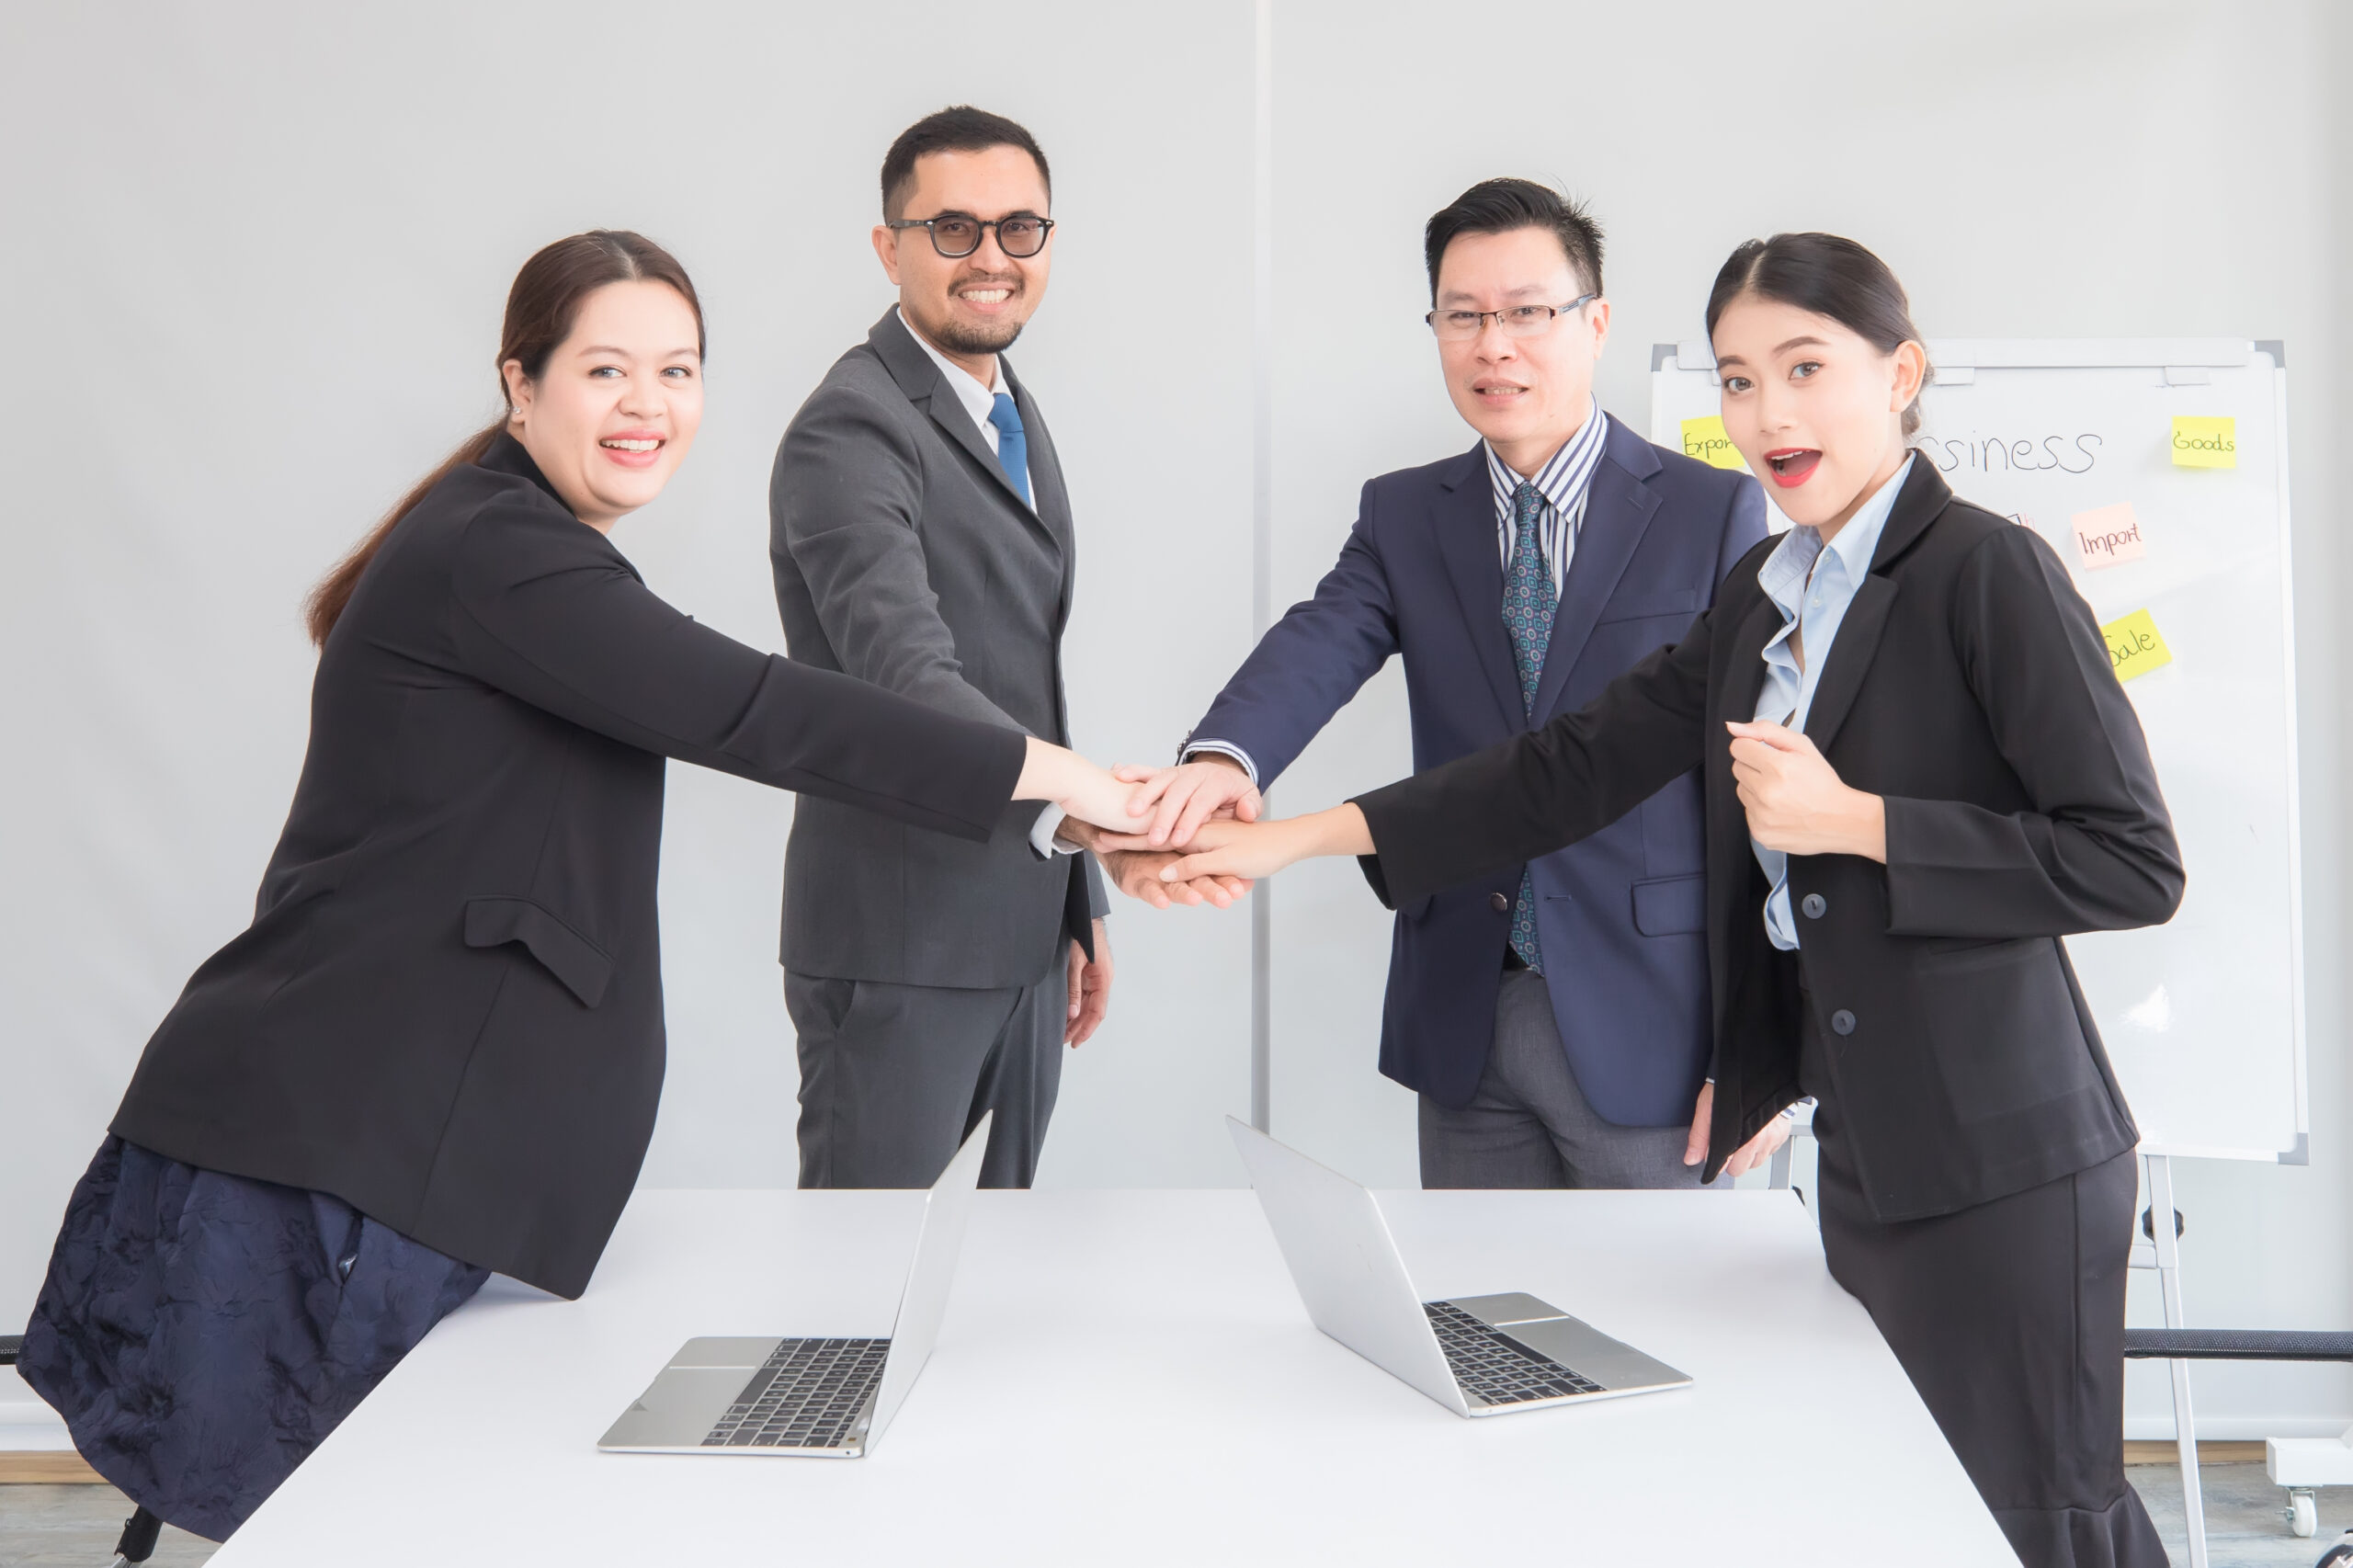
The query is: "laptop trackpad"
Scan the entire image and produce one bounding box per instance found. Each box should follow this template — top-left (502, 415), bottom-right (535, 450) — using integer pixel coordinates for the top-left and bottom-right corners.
top-left (1449, 1291), bottom-right (1569, 1327)
top-left (598, 1367), bottom-right (751, 1449)
top-left (1496, 1315), bottom-right (1689, 1392)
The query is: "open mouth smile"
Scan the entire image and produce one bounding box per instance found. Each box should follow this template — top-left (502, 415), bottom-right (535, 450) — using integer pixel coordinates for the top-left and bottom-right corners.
top-left (957, 281), bottom-right (1019, 312)
top-left (1764, 448), bottom-right (1821, 488)
top-left (598, 432), bottom-right (665, 470)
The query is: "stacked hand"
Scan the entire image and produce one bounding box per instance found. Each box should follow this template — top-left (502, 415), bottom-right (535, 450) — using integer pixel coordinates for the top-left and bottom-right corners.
top-left (1114, 756), bottom-right (1264, 846)
top-left (1047, 754), bottom-right (1258, 908)
top-left (1055, 816), bottom-right (1253, 909)
top-left (1016, 743), bottom-right (1257, 908)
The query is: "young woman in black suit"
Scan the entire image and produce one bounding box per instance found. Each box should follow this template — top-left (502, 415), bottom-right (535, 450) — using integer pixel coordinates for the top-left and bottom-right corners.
top-left (20, 231), bottom-right (1141, 1542)
top-left (1130, 234), bottom-right (2181, 1568)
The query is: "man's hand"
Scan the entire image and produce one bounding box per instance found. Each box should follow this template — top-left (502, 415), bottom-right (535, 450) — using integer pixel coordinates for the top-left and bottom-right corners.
top-left (1056, 819), bottom-right (1252, 908)
top-left (1066, 919), bottom-right (1112, 1046)
top-left (1103, 849), bottom-right (1250, 909)
top-left (1683, 1081), bottom-right (1792, 1179)
top-left (1113, 756), bottom-right (1264, 847)
top-left (1725, 720), bottom-right (1887, 861)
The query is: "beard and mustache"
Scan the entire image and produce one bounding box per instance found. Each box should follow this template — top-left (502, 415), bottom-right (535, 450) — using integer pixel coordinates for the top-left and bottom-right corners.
top-left (926, 274), bottom-right (1029, 356)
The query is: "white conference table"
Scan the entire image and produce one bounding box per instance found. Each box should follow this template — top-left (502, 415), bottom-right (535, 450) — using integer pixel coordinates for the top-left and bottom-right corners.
top-left (209, 1187), bottom-right (2019, 1566)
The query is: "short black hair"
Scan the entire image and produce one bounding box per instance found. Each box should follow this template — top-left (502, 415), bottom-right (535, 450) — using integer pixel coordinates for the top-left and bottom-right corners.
top-left (1423, 178), bottom-right (1604, 302)
top-left (880, 106), bottom-right (1051, 222)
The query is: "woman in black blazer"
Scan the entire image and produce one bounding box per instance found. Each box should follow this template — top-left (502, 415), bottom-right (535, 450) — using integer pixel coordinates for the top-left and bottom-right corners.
top-left (20, 231), bottom-right (1137, 1542)
top-left (1134, 235), bottom-right (2180, 1568)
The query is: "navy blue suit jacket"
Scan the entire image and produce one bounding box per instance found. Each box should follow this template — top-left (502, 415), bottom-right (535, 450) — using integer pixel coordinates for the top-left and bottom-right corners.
top-left (1188, 417), bottom-right (1766, 1123)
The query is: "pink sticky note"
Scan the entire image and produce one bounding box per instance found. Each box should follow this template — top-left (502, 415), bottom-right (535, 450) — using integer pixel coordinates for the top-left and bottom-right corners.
top-left (2070, 503), bottom-right (2146, 571)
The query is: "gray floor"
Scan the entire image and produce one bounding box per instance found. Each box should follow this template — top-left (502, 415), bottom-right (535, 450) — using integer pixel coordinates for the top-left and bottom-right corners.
top-left (2133, 1464), bottom-right (2350, 1568)
top-left (0, 1484), bottom-right (218, 1566)
top-left (0, 1469), bottom-right (2345, 1565)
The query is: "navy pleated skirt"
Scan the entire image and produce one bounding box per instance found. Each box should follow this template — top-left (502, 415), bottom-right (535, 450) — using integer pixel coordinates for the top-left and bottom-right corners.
top-left (18, 1137), bottom-right (488, 1542)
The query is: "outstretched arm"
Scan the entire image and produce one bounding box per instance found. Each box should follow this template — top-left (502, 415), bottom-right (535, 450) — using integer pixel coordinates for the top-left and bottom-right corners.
top-left (1135, 498), bottom-right (1406, 846)
top-left (451, 495), bottom-right (1139, 840)
top-left (1127, 610), bottom-right (1719, 897)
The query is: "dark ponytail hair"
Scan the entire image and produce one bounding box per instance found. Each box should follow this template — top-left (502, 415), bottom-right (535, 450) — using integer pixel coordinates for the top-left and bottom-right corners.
top-left (302, 229), bottom-right (706, 648)
top-left (1703, 233), bottom-right (1931, 438)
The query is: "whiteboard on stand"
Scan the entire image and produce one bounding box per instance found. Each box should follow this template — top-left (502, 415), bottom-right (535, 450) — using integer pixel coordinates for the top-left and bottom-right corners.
top-left (1651, 339), bottom-right (2305, 1164)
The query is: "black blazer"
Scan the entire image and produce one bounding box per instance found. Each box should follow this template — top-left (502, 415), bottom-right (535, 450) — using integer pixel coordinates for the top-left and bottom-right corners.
top-left (110, 436), bottom-right (1025, 1298)
top-left (1354, 460), bottom-right (2184, 1221)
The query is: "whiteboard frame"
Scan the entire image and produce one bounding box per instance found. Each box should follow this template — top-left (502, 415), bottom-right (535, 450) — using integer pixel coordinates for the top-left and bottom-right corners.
top-left (1651, 339), bottom-right (2309, 1165)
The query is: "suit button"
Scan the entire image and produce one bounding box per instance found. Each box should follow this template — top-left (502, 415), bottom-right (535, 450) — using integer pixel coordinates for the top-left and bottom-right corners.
top-left (1831, 1009), bottom-right (1857, 1036)
top-left (1489, 892), bottom-right (1510, 913)
top-left (1802, 893), bottom-right (1827, 919)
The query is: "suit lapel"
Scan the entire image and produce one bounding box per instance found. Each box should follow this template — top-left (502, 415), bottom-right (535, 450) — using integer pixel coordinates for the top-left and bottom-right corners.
top-left (1800, 578), bottom-right (1893, 755)
top-left (867, 311), bottom-right (1060, 551)
top-left (1431, 447), bottom-right (1527, 732)
top-left (1708, 589), bottom-right (1785, 962)
top-left (1002, 362), bottom-right (1072, 557)
top-left (1006, 365), bottom-right (1077, 631)
top-left (1721, 592), bottom-right (1785, 733)
top-left (1802, 458), bottom-right (1952, 754)
top-left (1532, 453), bottom-right (1658, 719)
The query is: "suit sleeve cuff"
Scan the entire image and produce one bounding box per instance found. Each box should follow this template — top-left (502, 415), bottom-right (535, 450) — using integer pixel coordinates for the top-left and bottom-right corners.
top-left (1179, 740), bottom-right (1259, 790)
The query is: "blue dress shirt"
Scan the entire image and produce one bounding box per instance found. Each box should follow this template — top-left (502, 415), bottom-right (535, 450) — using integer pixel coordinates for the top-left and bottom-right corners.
top-left (1749, 455), bottom-right (1914, 950)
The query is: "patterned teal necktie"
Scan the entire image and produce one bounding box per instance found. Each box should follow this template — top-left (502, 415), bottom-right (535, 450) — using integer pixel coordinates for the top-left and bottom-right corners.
top-left (1500, 480), bottom-right (1553, 974)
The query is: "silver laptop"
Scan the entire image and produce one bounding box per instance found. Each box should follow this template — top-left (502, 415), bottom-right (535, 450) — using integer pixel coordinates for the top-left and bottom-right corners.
top-left (598, 1113), bottom-right (991, 1459)
top-left (1228, 1117), bottom-right (1690, 1417)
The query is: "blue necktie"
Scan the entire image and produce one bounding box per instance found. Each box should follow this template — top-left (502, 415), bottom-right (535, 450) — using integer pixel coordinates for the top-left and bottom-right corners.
top-left (1500, 480), bottom-right (1554, 974)
top-left (987, 392), bottom-right (1031, 506)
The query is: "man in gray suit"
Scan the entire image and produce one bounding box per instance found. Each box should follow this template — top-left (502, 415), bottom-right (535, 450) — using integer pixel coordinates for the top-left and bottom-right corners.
top-left (768, 106), bottom-right (1113, 1188)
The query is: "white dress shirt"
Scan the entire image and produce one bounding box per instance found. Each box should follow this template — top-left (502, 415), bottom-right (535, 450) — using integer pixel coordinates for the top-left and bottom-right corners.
top-left (899, 307), bottom-right (1034, 504)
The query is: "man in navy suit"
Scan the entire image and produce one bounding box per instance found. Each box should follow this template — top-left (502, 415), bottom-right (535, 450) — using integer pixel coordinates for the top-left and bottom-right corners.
top-left (1110, 180), bottom-right (1778, 1187)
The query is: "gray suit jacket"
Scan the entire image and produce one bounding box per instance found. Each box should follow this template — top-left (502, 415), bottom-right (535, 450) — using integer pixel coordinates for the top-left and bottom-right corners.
top-left (771, 308), bottom-right (1107, 989)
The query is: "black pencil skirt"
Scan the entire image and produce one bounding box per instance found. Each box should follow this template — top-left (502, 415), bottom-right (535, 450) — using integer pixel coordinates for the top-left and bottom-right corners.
top-left (1800, 1007), bottom-right (2167, 1568)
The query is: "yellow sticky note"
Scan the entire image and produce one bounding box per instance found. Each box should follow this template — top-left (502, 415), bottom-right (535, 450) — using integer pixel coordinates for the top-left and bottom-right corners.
top-left (2101, 608), bottom-right (2174, 682)
top-left (2170, 415), bottom-right (2236, 469)
top-left (1680, 415), bottom-right (1748, 472)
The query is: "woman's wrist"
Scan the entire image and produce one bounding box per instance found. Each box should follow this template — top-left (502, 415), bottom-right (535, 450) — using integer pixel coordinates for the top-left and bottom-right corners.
top-left (1015, 736), bottom-right (1086, 807)
top-left (1012, 736), bottom-right (1053, 802)
top-left (1302, 803), bottom-right (1374, 860)
top-left (1842, 789), bottom-right (1888, 863)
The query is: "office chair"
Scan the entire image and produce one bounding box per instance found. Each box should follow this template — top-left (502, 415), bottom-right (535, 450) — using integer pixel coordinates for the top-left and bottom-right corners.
top-left (2122, 1328), bottom-right (2353, 1559)
top-left (1771, 1131), bottom-right (2353, 1562)
top-left (0, 1333), bottom-right (163, 1566)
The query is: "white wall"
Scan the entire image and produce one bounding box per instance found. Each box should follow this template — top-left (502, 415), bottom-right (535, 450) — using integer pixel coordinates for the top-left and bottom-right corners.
top-left (0, 2), bottom-right (1260, 1343)
top-left (2, 0), bottom-right (2345, 1442)
top-left (1256, 0), bottom-right (2350, 1437)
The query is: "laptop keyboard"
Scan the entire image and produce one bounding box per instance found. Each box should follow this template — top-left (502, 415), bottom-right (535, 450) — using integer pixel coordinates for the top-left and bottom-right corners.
top-left (702, 1336), bottom-right (892, 1449)
top-left (1425, 1301), bottom-right (1605, 1404)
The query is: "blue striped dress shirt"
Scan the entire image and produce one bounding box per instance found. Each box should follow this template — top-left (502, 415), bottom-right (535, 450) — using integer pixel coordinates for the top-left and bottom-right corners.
top-left (1190, 402), bottom-right (1611, 785)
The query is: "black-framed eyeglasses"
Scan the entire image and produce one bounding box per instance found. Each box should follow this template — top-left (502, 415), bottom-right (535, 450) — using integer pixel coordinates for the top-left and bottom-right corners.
top-left (886, 212), bottom-right (1056, 259)
top-left (1426, 294), bottom-right (1599, 342)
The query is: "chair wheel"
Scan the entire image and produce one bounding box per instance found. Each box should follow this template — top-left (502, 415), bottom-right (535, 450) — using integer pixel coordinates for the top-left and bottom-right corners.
top-left (2288, 1490), bottom-right (2318, 1538)
top-left (2313, 1528), bottom-right (2353, 1567)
